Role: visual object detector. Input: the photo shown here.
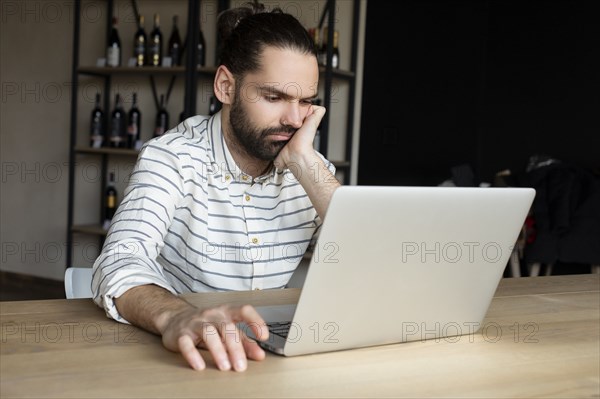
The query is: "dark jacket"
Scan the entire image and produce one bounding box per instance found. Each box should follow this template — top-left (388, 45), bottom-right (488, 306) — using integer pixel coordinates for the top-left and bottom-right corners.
top-left (523, 161), bottom-right (600, 265)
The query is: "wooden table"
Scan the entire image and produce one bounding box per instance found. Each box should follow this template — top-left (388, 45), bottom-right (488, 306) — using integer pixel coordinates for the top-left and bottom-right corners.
top-left (1, 274), bottom-right (599, 398)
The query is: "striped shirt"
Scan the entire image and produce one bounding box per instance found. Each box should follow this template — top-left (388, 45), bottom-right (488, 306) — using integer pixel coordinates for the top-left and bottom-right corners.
top-left (92, 112), bottom-right (334, 323)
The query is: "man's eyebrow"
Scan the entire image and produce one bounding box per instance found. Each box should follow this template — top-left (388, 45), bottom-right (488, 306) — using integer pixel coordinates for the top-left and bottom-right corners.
top-left (257, 85), bottom-right (318, 101)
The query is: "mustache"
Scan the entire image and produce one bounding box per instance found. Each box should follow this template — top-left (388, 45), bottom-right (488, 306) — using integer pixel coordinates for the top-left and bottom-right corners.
top-left (261, 125), bottom-right (298, 137)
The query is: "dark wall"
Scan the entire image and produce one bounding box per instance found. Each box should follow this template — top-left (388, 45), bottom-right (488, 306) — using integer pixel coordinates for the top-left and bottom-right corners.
top-left (358, 0), bottom-right (600, 186)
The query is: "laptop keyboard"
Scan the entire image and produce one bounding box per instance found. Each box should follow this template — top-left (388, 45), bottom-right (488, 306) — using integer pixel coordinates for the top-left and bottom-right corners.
top-left (267, 321), bottom-right (292, 338)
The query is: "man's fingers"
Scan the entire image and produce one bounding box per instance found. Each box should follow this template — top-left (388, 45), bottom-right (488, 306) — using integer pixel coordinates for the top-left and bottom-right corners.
top-left (236, 305), bottom-right (269, 341)
top-left (242, 335), bottom-right (267, 361)
top-left (177, 335), bottom-right (206, 371)
top-left (202, 323), bottom-right (232, 371)
top-left (171, 305), bottom-right (269, 371)
top-left (220, 322), bottom-right (248, 372)
top-left (224, 306), bottom-right (268, 366)
top-left (306, 105), bottom-right (326, 128)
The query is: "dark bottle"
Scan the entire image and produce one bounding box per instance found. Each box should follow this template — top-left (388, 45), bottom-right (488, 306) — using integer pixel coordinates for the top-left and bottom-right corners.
top-left (197, 23), bottom-right (206, 67)
top-left (308, 27), bottom-right (320, 53)
top-left (109, 93), bottom-right (126, 147)
top-left (167, 15), bottom-right (182, 66)
top-left (331, 30), bottom-right (340, 69)
top-left (107, 16), bottom-right (121, 67)
top-left (90, 93), bottom-right (104, 148)
top-left (154, 94), bottom-right (169, 137)
top-left (133, 14), bottom-right (146, 67)
top-left (104, 172), bottom-right (117, 224)
top-left (318, 26), bottom-right (328, 66)
top-left (148, 13), bottom-right (163, 66)
top-left (127, 92), bottom-right (141, 149)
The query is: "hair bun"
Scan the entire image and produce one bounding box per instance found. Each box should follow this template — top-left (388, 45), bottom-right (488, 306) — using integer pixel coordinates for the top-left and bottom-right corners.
top-left (217, 2), bottom-right (267, 44)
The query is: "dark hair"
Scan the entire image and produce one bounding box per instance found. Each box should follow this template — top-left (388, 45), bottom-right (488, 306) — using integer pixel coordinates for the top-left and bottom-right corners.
top-left (217, 2), bottom-right (317, 78)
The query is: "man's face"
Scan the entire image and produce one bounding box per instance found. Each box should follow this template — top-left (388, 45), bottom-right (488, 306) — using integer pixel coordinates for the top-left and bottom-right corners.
top-left (229, 86), bottom-right (296, 161)
top-left (228, 47), bottom-right (319, 161)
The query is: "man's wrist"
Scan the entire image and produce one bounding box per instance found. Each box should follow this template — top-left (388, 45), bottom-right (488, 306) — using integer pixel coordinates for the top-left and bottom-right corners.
top-left (283, 149), bottom-right (321, 177)
top-left (155, 299), bottom-right (194, 335)
top-left (116, 284), bottom-right (195, 336)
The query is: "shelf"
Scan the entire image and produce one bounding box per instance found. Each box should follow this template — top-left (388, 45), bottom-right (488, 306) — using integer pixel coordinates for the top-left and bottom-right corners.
top-left (78, 66), bottom-right (217, 77)
top-left (78, 66), bottom-right (353, 80)
top-left (73, 146), bottom-right (351, 168)
top-left (73, 148), bottom-right (350, 165)
top-left (331, 160), bottom-right (351, 169)
top-left (74, 146), bottom-right (140, 156)
top-left (71, 224), bottom-right (107, 236)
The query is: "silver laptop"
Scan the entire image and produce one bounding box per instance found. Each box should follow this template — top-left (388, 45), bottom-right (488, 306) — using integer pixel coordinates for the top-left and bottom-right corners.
top-left (243, 186), bottom-right (536, 356)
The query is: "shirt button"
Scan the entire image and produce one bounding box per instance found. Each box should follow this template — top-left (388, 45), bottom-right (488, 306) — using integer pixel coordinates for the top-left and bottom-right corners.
top-left (245, 195), bottom-right (251, 202)
top-left (242, 175), bottom-right (249, 181)
top-left (225, 175), bottom-right (231, 181)
top-left (251, 237), bottom-right (259, 244)
top-left (254, 287), bottom-right (261, 291)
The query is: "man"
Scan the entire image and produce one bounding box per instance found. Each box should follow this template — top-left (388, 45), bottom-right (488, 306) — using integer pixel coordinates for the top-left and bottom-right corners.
top-left (92, 4), bottom-right (340, 372)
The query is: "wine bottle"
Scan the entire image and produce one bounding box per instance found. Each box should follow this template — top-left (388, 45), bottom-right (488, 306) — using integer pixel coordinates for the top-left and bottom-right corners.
top-left (332, 30), bottom-right (340, 69)
top-left (104, 171), bottom-right (117, 227)
top-left (133, 14), bottom-right (146, 67)
top-left (168, 15), bottom-right (182, 66)
top-left (107, 16), bottom-right (121, 67)
top-left (310, 27), bottom-right (320, 53)
top-left (197, 23), bottom-right (206, 67)
top-left (109, 93), bottom-right (126, 147)
top-left (154, 94), bottom-right (169, 137)
top-left (148, 13), bottom-right (163, 66)
top-left (90, 93), bottom-right (104, 148)
top-left (127, 92), bottom-right (141, 149)
top-left (318, 26), bottom-right (328, 66)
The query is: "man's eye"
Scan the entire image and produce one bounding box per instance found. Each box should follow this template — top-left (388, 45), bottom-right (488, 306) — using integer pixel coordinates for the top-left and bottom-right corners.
top-left (265, 96), bottom-right (280, 102)
top-left (301, 99), bottom-right (315, 106)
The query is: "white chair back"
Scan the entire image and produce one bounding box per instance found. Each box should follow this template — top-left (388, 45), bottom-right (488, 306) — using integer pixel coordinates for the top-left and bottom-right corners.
top-left (64, 267), bottom-right (93, 299)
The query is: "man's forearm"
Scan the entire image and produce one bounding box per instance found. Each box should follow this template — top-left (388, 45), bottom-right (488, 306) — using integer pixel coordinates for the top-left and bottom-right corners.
top-left (114, 284), bottom-right (194, 335)
top-left (293, 152), bottom-right (340, 219)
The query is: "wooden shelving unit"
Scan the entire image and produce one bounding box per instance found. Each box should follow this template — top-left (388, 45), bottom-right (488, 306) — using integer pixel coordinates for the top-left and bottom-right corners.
top-left (66, 0), bottom-right (361, 268)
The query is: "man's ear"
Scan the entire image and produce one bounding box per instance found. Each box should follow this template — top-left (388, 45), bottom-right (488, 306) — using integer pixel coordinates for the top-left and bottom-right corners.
top-left (214, 65), bottom-right (236, 105)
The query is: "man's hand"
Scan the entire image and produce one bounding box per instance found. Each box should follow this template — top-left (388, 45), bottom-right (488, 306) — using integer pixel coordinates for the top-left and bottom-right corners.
top-left (274, 105), bottom-right (326, 171)
top-left (160, 304), bottom-right (269, 372)
top-left (273, 104), bottom-right (339, 219)
top-left (115, 285), bottom-right (269, 372)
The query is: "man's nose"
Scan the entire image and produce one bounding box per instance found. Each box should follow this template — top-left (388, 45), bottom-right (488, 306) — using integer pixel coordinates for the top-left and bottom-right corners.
top-left (281, 101), bottom-right (304, 129)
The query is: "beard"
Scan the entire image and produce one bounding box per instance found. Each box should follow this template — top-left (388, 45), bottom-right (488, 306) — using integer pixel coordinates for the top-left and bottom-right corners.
top-left (229, 94), bottom-right (297, 161)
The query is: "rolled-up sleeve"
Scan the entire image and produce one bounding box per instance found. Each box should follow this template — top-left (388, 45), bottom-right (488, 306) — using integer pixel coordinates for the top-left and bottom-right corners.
top-left (92, 141), bottom-right (185, 323)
